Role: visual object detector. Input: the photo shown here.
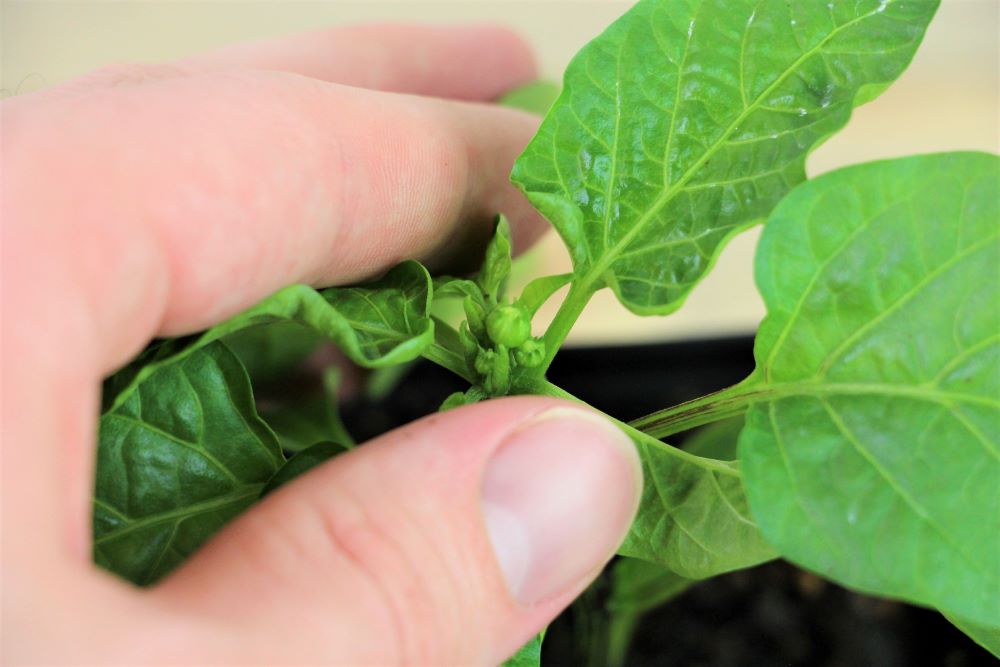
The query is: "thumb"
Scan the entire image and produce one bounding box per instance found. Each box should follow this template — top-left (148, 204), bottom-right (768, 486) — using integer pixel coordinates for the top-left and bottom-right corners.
top-left (152, 397), bottom-right (642, 666)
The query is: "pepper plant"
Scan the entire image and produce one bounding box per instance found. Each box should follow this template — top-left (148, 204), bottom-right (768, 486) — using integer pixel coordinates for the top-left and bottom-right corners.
top-left (94, 0), bottom-right (999, 661)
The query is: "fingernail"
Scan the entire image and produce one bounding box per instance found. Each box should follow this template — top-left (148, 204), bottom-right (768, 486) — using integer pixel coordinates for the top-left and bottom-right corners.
top-left (481, 407), bottom-right (642, 606)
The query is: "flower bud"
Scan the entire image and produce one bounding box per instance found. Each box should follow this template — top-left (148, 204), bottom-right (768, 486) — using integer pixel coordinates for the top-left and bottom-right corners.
top-left (486, 305), bottom-right (531, 348)
top-left (514, 337), bottom-right (546, 368)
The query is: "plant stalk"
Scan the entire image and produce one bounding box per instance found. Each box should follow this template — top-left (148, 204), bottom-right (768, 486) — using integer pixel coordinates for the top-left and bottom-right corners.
top-left (535, 280), bottom-right (595, 376)
top-left (628, 382), bottom-right (764, 438)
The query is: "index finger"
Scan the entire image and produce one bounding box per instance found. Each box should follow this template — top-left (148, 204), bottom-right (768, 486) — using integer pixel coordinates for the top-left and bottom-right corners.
top-left (180, 24), bottom-right (538, 101)
top-left (3, 67), bottom-right (548, 374)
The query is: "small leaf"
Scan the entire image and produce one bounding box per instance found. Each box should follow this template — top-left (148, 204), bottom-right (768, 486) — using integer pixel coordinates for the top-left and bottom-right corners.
top-left (516, 273), bottom-right (573, 318)
top-left (620, 433), bottom-right (777, 579)
top-left (512, 0), bottom-right (939, 315)
top-left (432, 277), bottom-right (481, 301)
top-left (260, 441), bottom-right (348, 498)
top-left (105, 261), bottom-right (434, 412)
top-left (741, 152), bottom-right (1000, 624)
top-left (94, 342), bottom-right (282, 585)
top-left (477, 216), bottom-right (514, 302)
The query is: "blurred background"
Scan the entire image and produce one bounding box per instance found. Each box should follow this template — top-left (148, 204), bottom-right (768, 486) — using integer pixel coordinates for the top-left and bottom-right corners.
top-left (4, 0), bottom-right (997, 344)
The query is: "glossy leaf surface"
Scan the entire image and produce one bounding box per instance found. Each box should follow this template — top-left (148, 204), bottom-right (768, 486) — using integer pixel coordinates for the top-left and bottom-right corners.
top-left (94, 342), bottom-right (282, 585)
top-left (512, 0), bottom-right (938, 314)
top-left (741, 153), bottom-right (1000, 624)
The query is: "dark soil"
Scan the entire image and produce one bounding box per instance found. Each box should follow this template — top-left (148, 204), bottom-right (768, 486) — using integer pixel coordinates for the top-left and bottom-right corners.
top-left (339, 336), bottom-right (995, 667)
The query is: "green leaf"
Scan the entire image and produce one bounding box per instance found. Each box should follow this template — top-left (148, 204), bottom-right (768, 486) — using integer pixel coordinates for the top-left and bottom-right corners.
top-left (740, 152), bottom-right (1000, 624)
top-left (260, 441), bottom-right (348, 498)
top-left (499, 80), bottom-right (561, 115)
top-left (501, 631), bottom-right (545, 667)
top-left (432, 276), bottom-right (482, 301)
top-left (516, 273), bottom-right (573, 318)
top-left (512, 0), bottom-right (938, 315)
top-left (619, 432), bottom-right (777, 579)
top-left (477, 216), bottom-right (513, 302)
top-left (944, 613), bottom-right (1000, 658)
top-left (106, 261), bottom-right (434, 412)
top-left (94, 342), bottom-right (283, 585)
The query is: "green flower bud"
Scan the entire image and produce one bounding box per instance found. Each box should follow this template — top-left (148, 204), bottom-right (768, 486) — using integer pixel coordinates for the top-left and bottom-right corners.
top-left (475, 348), bottom-right (496, 376)
top-left (486, 305), bottom-right (531, 348)
top-left (514, 337), bottom-right (546, 368)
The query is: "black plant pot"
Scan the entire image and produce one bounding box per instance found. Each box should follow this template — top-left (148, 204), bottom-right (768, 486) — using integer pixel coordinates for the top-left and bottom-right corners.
top-left (339, 336), bottom-right (994, 667)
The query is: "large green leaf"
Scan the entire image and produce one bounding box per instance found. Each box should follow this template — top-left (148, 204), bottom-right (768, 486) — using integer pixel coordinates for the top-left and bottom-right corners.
top-left (944, 613), bottom-right (1000, 659)
top-left (740, 153), bottom-right (1000, 624)
top-left (512, 0), bottom-right (938, 314)
top-left (105, 261), bottom-right (434, 412)
top-left (94, 342), bottom-right (282, 585)
top-left (619, 433), bottom-right (776, 579)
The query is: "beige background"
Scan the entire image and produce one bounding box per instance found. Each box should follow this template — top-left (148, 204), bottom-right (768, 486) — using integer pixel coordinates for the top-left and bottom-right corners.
top-left (3, 0), bottom-right (997, 344)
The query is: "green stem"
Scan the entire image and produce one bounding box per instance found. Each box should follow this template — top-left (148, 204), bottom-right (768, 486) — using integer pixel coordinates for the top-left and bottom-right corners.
top-left (628, 382), bottom-right (764, 438)
top-left (421, 344), bottom-right (474, 383)
top-left (420, 316), bottom-right (475, 382)
top-left (536, 280), bottom-right (596, 376)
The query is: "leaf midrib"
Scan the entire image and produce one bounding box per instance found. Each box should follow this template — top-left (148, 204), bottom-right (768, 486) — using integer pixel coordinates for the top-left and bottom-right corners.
top-left (94, 484), bottom-right (265, 544)
top-left (576, 5), bottom-right (886, 296)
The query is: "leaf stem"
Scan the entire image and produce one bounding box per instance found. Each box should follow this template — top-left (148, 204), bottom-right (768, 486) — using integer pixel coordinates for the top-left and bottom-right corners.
top-left (535, 280), bottom-right (595, 376)
top-left (628, 382), bottom-right (764, 438)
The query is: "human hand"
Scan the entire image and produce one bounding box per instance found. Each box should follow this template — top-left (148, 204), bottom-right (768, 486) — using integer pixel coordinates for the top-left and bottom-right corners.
top-left (1, 24), bottom-right (641, 665)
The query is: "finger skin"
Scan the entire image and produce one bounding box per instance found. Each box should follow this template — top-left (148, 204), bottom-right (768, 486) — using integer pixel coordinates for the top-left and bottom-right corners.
top-left (152, 397), bottom-right (639, 666)
top-left (182, 23), bottom-right (539, 101)
top-left (4, 68), bottom-right (548, 374)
